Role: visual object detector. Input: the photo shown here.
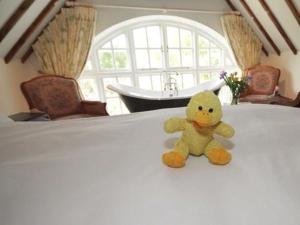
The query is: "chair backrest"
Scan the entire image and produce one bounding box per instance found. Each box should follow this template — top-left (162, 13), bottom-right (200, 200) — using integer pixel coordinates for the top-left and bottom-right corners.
top-left (247, 65), bottom-right (280, 95)
top-left (21, 75), bottom-right (83, 118)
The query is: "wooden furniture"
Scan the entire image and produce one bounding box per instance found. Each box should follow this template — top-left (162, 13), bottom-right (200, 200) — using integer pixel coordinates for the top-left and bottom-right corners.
top-left (270, 92), bottom-right (300, 107)
top-left (9, 112), bottom-right (49, 121)
top-left (241, 92), bottom-right (300, 108)
top-left (21, 75), bottom-right (109, 120)
top-left (240, 64), bottom-right (280, 103)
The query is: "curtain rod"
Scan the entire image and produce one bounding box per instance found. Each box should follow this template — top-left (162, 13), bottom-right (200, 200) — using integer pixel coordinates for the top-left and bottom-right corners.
top-left (66, 1), bottom-right (240, 15)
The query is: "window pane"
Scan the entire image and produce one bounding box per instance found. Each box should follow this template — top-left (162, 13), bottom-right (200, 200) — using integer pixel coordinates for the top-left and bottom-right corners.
top-left (133, 28), bottom-right (147, 48)
top-left (180, 29), bottom-right (192, 48)
top-left (210, 49), bottom-right (222, 66)
top-left (182, 74), bottom-right (194, 89)
top-left (84, 60), bottom-right (93, 71)
top-left (174, 74), bottom-right (183, 90)
top-left (167, 26), bottom-right (179, 48)
top-left (225, 57), bottom-right (233, 66)
top-left (103, 77), bottom-right (118, 97)
top-left (181, 49), bottom-right (193, 67)
top-left (112, 34), bottom-right (127, 48)
top-left (210, 71), bottom-right (219, 80)
top-left (107, 98), bottom-right (122, 115)
top-left (98, 50), bottom-right (113, 69)
top-left (102, 42), bottom-right (111, 49)
top-left (152, 75), bottom-right (162, 91)
top-left (79, 79), bottom-right (99, 100)
top-left (198, 49), bottom-right (209, 67)
top-left (147, 26), bottom-right (161, 48)
top-left (114, 50), bottom-right (129, 69)
top-left (198, 36), bottom-right (209, 48)
top-left (135, 50), bottom-right (149, 69)
top-left (210, 42), bottom-right (218, 48)
top-left (199, 72), bottom-right (211, 82)
top-left (149, 49), bottom-right (163, 68)
top-left (168, 49), bottom-right (181, 67)
top-left (138, 76), bottom-right (152, 90)
top-left (117, 77), bottom-right (132, 86)
top-left (199, 72), bottom-right (219, 82)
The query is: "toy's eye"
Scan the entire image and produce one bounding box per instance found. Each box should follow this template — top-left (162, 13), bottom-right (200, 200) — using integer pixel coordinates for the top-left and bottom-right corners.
top-left (198, 106), bottom-right (203, 111)
top-left (209, 108), bottom-right (213, 113)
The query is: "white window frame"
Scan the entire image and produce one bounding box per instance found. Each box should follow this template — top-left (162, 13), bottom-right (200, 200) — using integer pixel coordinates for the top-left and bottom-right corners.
top-left (80, 15), bottom-right (237, 114)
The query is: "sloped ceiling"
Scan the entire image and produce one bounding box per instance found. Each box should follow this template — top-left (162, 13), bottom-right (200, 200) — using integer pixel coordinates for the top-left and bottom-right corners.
top-left (0, 0), bottom-right (299, 63)
top-left (0, 0), bottom-right (65, 60)
top-left (231, 0), bottom-right (300, 54)
top-left (78, 0), bottom-right (300, 55)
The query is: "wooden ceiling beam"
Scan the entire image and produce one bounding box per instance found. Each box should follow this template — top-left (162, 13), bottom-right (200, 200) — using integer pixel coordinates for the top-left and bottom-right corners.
top-left (240, 0), bottom-right (280, 56)
top-left (262, 46), bottom-right (269, 56)
top-left (259, 0), bottom-right (297, 55)
top-left (0, 0), bottom-right (34, 42)
top-left (21, 4), bottom-right (69, 63)
top-left (21, 47), bottom-right (33, 63)
top-left (285, 0), bottom-right (300, 26)
top-left (5, 0), bottom-right (59, 64)
top-left (225, 0), bottom-right (237, 11)
top-left (224, 0), bottom-right (269, 56)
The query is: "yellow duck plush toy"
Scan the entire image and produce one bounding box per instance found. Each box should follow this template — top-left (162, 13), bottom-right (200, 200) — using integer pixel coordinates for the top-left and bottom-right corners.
top-left (162, 91), bottom-right (235, 168)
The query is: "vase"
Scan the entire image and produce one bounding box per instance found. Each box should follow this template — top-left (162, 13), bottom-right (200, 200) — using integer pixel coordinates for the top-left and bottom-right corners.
top-left (231, 95), bottom-right (239, 105)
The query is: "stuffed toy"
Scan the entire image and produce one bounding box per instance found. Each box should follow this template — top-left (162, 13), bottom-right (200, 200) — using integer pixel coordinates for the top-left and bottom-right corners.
top-left (162, 91), bottom-right (235, 168)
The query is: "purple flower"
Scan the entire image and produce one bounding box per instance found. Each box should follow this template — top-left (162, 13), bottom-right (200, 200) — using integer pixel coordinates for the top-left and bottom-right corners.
top-left (219, 71), bottom-right (227, 79)
top-left (247, 74), bottom-right (253, 81)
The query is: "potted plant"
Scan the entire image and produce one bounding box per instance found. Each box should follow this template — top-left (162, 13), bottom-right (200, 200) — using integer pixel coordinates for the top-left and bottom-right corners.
top-left (219, 71), bottom-right (251, 105)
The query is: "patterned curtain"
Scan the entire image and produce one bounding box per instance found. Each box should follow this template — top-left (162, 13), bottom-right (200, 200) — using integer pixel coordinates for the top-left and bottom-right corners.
top-left (33, 7), bottom-right (96, 79)
top-left (221, 14), bottom-right (262, 73)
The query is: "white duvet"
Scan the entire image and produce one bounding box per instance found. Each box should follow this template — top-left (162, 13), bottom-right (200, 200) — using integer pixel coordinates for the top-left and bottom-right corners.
top-left (0, 104), bottom-right (300, 225)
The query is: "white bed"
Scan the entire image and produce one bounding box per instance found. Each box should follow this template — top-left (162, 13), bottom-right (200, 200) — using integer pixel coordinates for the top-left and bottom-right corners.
top-left (0, 104), bottom-right (300, 225)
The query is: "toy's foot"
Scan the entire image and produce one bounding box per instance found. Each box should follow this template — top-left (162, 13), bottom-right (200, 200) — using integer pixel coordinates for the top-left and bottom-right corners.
top-left (206, 148), bottom-right (231, 165)
top-left (162, 151), bottom-right (186, 168)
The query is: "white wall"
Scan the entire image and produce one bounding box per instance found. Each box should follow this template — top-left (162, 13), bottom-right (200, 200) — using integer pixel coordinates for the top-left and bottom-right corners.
top-left (0, 58), bottom-right (39, 115)
top-left (81, 0), bottom-right (230, 36)
top-left (262, 52), bottom-right (300, 99)
top-left (93, 7), bottom-right (228, 38)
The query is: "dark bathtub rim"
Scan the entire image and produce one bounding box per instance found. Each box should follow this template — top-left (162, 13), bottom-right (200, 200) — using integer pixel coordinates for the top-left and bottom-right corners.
top-left (119, 89), bottom-right (220, 113)
top-left (119, 94), bottom-right (190, 112)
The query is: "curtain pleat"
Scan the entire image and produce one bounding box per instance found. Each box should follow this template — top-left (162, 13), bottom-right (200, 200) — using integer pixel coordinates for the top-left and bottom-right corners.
top-left (33, 7), bottom-right (96, 79)
top-left (221, 15), bottom-right (262, 73)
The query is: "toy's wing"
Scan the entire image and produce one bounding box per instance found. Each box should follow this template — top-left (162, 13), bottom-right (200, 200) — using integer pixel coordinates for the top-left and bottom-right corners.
top-left (214, 121), bottom-right (235, 138)
top-left (164, 117), bottom-right (186, 133)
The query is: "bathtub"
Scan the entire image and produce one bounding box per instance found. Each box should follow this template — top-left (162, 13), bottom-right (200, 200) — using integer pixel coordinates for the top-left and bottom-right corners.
top-left (107, 79), bottom-right (225, 112)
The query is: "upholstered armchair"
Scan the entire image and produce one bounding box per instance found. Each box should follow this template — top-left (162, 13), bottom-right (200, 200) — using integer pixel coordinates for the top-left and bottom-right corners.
top-left (240, 64), bottom-right (280, 103)
top-left (21, 75), bottom-right (109, 120)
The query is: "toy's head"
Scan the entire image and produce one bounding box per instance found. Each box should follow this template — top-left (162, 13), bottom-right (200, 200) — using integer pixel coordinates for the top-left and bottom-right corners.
top-left (186, 91), bottom-right (222, 127)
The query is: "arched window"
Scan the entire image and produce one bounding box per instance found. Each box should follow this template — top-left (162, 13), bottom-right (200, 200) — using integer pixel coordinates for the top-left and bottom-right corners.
top-left (79, 15), bottom-right (237, 115)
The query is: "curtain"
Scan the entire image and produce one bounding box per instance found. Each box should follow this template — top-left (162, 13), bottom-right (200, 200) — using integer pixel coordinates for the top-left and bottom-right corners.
top-left (33, 7), bottom-right (96, 79)
top-left (221, 14), bottom-right (262, 73)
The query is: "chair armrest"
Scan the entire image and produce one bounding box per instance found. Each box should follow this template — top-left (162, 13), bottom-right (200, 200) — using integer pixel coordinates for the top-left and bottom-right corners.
top-left (81, 101), bottom-right (109, 116)
top-left (269, 94), bottom-right (297, 107)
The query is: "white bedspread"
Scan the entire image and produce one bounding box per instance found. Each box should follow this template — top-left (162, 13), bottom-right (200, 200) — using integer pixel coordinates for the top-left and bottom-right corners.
top-left (0, 104), bottom-right (300, 225)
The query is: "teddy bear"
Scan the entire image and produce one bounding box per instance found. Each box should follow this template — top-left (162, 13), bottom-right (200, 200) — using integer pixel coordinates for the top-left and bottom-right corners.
top-left (162, 91), bottom-right (235, 168)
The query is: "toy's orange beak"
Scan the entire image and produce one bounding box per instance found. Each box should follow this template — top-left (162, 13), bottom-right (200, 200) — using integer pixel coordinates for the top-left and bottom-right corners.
top-left (194, 110), bottom-right (212, 127)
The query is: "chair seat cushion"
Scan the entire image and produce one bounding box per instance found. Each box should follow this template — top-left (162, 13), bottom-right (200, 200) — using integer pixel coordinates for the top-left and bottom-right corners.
top-left (240, 95), bottom-right (273, 101)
